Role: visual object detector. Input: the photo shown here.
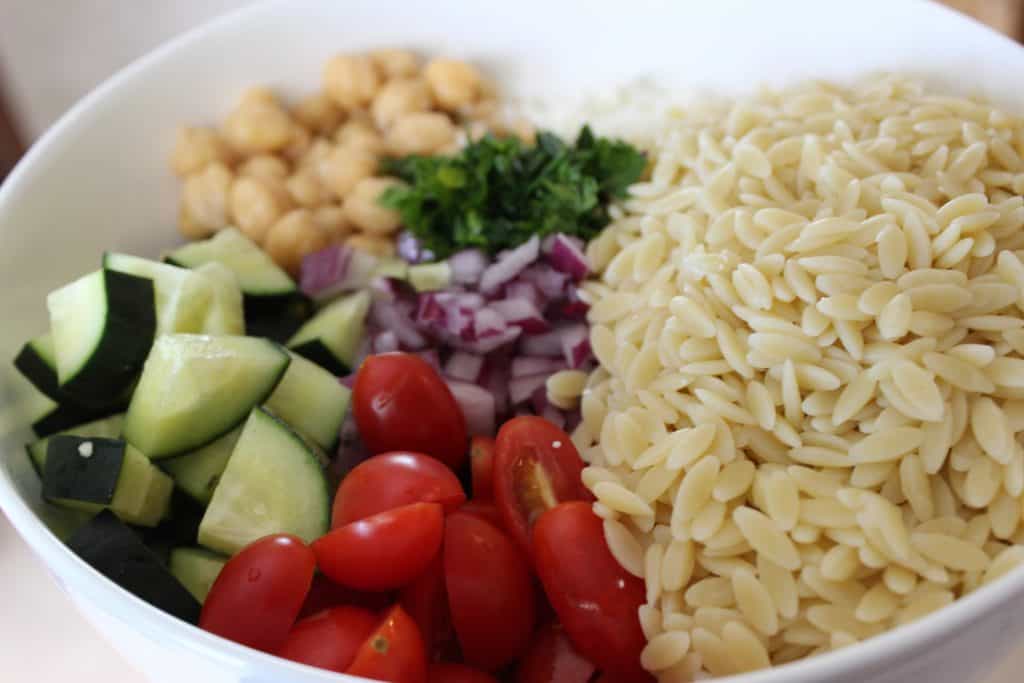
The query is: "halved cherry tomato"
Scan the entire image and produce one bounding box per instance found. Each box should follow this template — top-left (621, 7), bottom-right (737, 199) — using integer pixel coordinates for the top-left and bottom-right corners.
top-left (399, 552), bottom-right (455, 659)
top-left (347, 604), bottom-right (428, 683)
top-left (494, 416), bottom-right (590, 555)
top-left (298, 573), bottom-right (393, 620)
top-left (277, 605), bottom-right (378, 672)
top-left (469, 436), bottom-right (496, 501)
top-left (354, 353), bottom-right (467, 469)
top-left (428, 662), bottom-right (500, 683)
top-left (532, 503), bottom-right (650, 683)
top-left (314, 502), bottom-right (443, 591)
top-left (457, 500), bottom-right (504, 529)
top-left (200, 534), bottom-right (315, 652)
top-left (516, 622), bottom-right (597, 683)
top-left (332, 451), bottom-right (466, 528)
top-left (444, 511), bottom-right (536, 671)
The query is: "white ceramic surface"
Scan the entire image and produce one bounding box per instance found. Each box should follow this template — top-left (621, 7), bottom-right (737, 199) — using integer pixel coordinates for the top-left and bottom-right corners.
top-left (4, 1), bottom-right (1024, 682)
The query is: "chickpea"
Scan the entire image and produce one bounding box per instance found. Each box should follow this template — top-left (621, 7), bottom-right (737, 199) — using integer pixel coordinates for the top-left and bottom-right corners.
top-left (387, 112), bottom-right (456, 156)
top-left (170, 126), bottom-right (234, 177)
top-left (347, 233), bottom-right (397, 258)
top-left (371, 49), bottom-right (420, 79)
top-left (371, 78), bottom-right (432, 130)
top-left (343, 177), bottom-right (405, 236)
top-left (424, 58), bottom-right (482, 111)
top-left (229, 175), bottom-right (293, 244)
top-left (180, 162), bottom-right (233, 238)
top-left (319, 145), bottom-right (378, 198)
top-left (334, 118), bottom-right (384, 155)
top-left (286, 168), bottom-right (330, 207)
top-left (312, 205), bottom-right (352, 241)
top-left (292, 92), bottom-right (344, 134)
top-left (323, 54), bottom-right (381, 110)
top-left (264, 209), bottom-right (331, 275)
top-left (299, 136), bottom-right (334, 169)
top-left (282, 125), bottom-right (312, 163)
top-left (238, 154), bottom-right (289, 182)
top-left (222, 87), bottom-right (295, 155)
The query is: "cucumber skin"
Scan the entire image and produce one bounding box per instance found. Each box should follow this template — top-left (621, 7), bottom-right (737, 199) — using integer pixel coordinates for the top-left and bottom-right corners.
top-left (31, 403), bottom-right (125, 439)
top-left (14, 342), bottom-right (61, 403)
top-left (289, 339), bottom-right (349, 376)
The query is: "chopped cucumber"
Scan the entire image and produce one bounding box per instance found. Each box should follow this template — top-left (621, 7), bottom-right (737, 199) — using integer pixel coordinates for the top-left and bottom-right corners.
top-left (409, 261), bottom-right (452, 292)
top-left (287, 290), bottom-right (370, 375)
top-left (103, 253), bottom-right (214, 335)
top-left (47, 269), bottom-right (155, 405)
top-left (165, 228), bottom-right (296, 299)
top-left (13, 333), bottom-right (61, 402)
top-left (160, 427), bottom-right (241, 505)
top-left (169, 547), bottom-right (226, 602)
top-left (198, 407), bottom-right (330, 555)
top-left (124, 334), bottom-right (290, 459)
top-left (245, 294), bottom-right (313, 343)
top-left (26, 413), bottom-right (124, 474)
top-left (265, 352), bottom-right (350, 451)
top-left (194, 262), bottom-right (245, 335)
top-left (374, 257), bottom-right (410, 280)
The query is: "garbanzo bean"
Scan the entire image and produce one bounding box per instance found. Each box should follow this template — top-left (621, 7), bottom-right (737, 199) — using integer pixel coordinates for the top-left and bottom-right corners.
top-left (229, 175), bottom-right (292, 244)
top-left (371, 49), bottom-right (420, 79)
top-left (238, 154), bottom-right (290, 182)
top-left (424, 58), bottom-right (482, 111)
top-left (334, 116), bottom-right (385, 155)
top-left (286, 168), bottom-right (330, 207)
top-left (387, 111), bottom-right (456, 156)
top-left (319, 145), bottom-right (378, 198)
top-left (299, 137), bottom-right (334, 170)
top-left (347, 233), bottom-right (397, 258)
top-left (264, 209), bottom-right (331, 275)
top-left (323, 54), bottom-right (381, 110)
top-left (179, 162), bottom-right (233, 238)
top-left (222, 87), bottom-right (295, 155)
top-left (282, 125), bottom-right (312, 163)
top-left (171, 126), bottom-right (234, 177)
top-left (293, 92), bottom-right (344, 134)
top-left (343, 177), bottom-right (405, 236)
top-left (372, 78), bottom-right (433, 130)
top-left (312, 205), bottom-right (352, 241)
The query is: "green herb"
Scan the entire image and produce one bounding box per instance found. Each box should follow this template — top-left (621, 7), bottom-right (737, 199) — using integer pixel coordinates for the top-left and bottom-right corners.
top-left (379, 125), bottom-right (646, 257)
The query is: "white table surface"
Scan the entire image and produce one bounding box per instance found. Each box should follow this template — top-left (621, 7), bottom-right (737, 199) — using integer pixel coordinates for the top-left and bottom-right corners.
top-left (1, 510), bottom-right (1022, 682)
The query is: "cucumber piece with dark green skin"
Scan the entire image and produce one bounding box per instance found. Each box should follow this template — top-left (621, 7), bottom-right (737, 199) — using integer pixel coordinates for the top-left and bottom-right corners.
top-left (26, 413), bottom-right (125, 475)
top-left (198, 407), bottom-right (330, 555)
top-left (264, 352), bottom-right (351, 451)
top-left (165, 228), bottom-right (297, 300)
top-left (287, 290), bottom-right (370, 375)
top-left (66, 510), bottom-right (201, 623)
top-left (160, 427), bottom-right (241, 505)
top-left (169, 547), bottom-right (226, 602)
top-left (13, 333), bottom-right (61, 402)
top-left (124, 334), bottom-right (291, 459)
top-left (103, 253), bottom-right (215, 335)
top-left (43, 435), bottom-right (173, 527)
top-left (47, 269), bottom-right (156, 406)
top-left (194, 262), bottom-right (245, 335)
top-left (244, 293), bottom-right (314, 343)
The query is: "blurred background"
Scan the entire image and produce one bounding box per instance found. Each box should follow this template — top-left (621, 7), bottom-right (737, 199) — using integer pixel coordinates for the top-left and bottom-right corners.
top-left (1, 0), bottom-right (1023, 182)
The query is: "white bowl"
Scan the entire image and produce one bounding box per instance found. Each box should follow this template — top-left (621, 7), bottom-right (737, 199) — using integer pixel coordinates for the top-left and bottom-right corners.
top-left (3, 1), bottom-right (1024, 681)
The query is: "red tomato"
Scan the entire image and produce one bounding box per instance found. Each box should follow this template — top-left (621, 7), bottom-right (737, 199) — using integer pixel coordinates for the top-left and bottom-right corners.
top-left (314, 502), bottom-right (444, 591)
top-left (277, 605), bottom-right (378, 673)
top-left (298, 573), bottom-right (393, 620)
top-left (332, 452), bottom-right (466, 528)
top-left (457, 501), bottom-right (503, 529)
top-left (353, 353), bottom-right (468, 469)
top-left (399, 552), bottom-right (455, 659)
top-left (443, 511), bottom-right (536, 671)
top-left (428, 662), bottom-right (499, 683)
top-left (200, 534), bottom-right (315, 652)
top-left (494, 416), bottom-right (590, 555)
top-left (516, 623), bottom-right (597, 683)
top-left (532, 503), bottom-right (650, 683)
top-left (347, 605), bottom-right (427, 683)
top-left (469, 436), bottom-right (496, 501)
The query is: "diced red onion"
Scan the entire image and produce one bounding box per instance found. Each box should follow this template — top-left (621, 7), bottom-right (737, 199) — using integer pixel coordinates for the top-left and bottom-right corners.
top-left (519, 327), bottom-right (566, 357)
top-left (301, 245), bottom-right (380, 302)
top-left (509, 373), bottom-right (549, 406)
top-left (479, 235), bottom-right (540, 294)
top-left (413, 349), bottom-right (441, 372)
top-left (519, 263), bottom-right (570, 300)
top-left (446, 380), bottom-right (496, 436)
top-left (512, 356), bottom-right (568, 378)
top-left (416, 293), bottom-right (447, 327)
top-left (371, 276), bottom-right (414, 303)
top-left (396, 231), bottom-right (434, 264)
top-left (371, 300), bottom-right (428, 350)
top-left (563, 408), bottom-right (582, 433)
top-left (473, 308), bottom-right (507, 339)
top-left (333, 414), bottom-right (367, 478)
top-left (530, 384), bottom-right (551, 415)
top-left (503, 281), bottom-right (544, 310)
top-left (372, 330), bottom-right (400, 353)
top-left (489, 299), bottom-right (550, 334)
top-left (479, 355), bottom-right (510, 416)
top-left (539, 405), bottom-right (566, 430)
top-left (445, 351), bottom-right (485, 383)
top-left (457, 326), bottom-right (521, 354)
top-left (560, 324), bottom-right (591, 368)
top-left (548, 234), bottom-right (589, 281)
top-left (449, 249), bottom-right (489, 285)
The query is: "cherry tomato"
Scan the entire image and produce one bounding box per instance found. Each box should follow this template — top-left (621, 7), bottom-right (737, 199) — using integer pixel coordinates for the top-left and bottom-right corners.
top-left (347, 604), bottom-right (427, 683)
top-left (457, 501), bottom-right (503, 529)
top-left (444, 511), bottom-right (536, 671)
top-left (494, 416), bottom-right (590, 555)
top-left (353, 353), bottom-right (468, 469)
top-left (200, 534), bottom-right (315, 652)
top-left (532, 503), bottom-right (649, 683)
top-left (516, 623), bottom-right (597, 683)
top-left (399, 552), bottom-right (455, 659)
top-left (428, 662), bottom-right (500, 683)
top-left (298, 573), bottom-right (393, 620)
top-left (277, 605), bottom-right (378, 673)
top-left (469, 436), bottom-right (496, 501)
top-left (314, 502), bottom-right (444, 591)
top-left (333, 451), bottom-right (466, 528)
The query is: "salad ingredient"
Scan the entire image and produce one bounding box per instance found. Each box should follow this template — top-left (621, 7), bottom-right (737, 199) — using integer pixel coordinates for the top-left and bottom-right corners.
top-left (456, 501), bottom-right (503, 528)
top-left (380, 126), bottom-right (645, 257)
top-left (299, 244), bottom-right (381, 303)
top-left (123, 334), bottom-right (290, 458)
top-left (264, 208), bottom-right (333, 276)
top-left (200, 534), bottom-right (316, 653)
top-left (313, 502), bottom-right (444, 591)
top-left (28, 396), bottom-right (116, 440)
top-left (168, 547), bottom-right (227, 602)
top-left (277, 605), bottom-right (379, 673)
top-left (343, 176), bottom-right (406, 236)
top-left (14, 333), bottom-right (63, 403)
top-left (515, 623), bottom-right (597, 683)
top-left (444, 511), bottom-right (536, 671)
top-left (298, 573), bottom-right (393, 619)
top-left (46, 268), bottom-right (155, 405)
top-left (194, 262), bottom-right (246, 335)
top-left (198, 408), bottom-right (330, 554)
top-left (346, 605), bottom-right (428, 683)
top-left (399, 553), bottom-right (453, 658)
top-left (160, 427), bottom-right (242, 505)
top-left (331, 452), bottom-right (466, 527)
top-left (25, 413), bottom-right (124, 475)
top-left (353, 353), bottom-right (467, 468)
top-left (424, 58), bottom-right (483, 111)
top-left (469, 436), bottom-right (495, 501)
top-left (408, 261), bottom-right (453, 292)
top-left (493, 416), bottom-right (590, 555)
top-left (532, 503), bottom-right (648, 683)
top-left (287, 290), bottom-right (371, 374)
top-left (428, 663), bottom-right (499, 683)
top-left (67, 510), bottom-right (201, 623)
top-left (264, 351), bottom-right (352, 450)
top-left (444, 381), bottom-right (496, 437)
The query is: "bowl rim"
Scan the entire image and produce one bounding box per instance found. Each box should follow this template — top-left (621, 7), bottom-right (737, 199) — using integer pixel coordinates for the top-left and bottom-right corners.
top-left (2, 0), bottom-right (1024, 681)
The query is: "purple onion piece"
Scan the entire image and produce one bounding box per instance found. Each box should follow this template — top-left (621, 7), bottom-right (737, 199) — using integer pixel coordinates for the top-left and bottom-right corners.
top-left (446, 380), bottom-right (497, 436)
top-left (560, 324), bottom-right (592, 368)
top-left (511, 356), bottom-right (568, 378)
top-left (479, 235), bottom-right (540, 294)
top-left (509, 373), bottom-right (549, 406)
top-left (300, 245), bottom-right (352, 297)
top-left (449, 249), bottom-right (490, 285)
top-left (372, 330), bottom-right (400, 353)
top-left (547, 234), bottom-right (589, 281)
top-left (489, 298), bottom-right (550, 335)
top-left (444, 351), bottom-right (485, 384)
